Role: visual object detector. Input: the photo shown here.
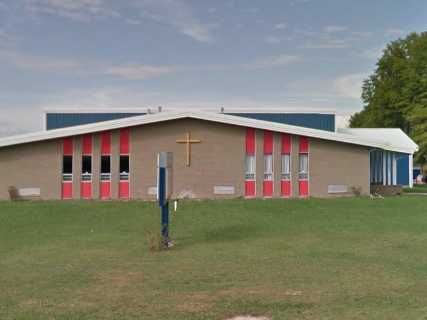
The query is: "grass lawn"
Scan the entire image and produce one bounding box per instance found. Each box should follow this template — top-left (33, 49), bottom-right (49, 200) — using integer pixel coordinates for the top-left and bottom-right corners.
top-left (1, 197), bottom-right (427, 320)
top-left (403, 184), bottom-right (427, 193)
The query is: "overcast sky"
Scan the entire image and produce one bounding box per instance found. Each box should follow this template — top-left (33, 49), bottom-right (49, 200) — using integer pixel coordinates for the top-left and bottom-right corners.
top-left (0, 0), bottom-right (426, 136)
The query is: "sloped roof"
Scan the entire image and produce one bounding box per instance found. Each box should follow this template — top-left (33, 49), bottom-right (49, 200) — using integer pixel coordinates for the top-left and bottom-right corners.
top-left (338, 128), bottom-right (418, 154)
top-left (0, 110), bottom-right (418, 154)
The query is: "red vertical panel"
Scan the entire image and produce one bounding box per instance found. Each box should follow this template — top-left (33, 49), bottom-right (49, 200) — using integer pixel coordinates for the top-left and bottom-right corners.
top-left (82, 134), bottom-right (92, 155)
top-left (101, 131), bottom-right (111, 155)
top-left (62, 182), bottom-right (73, 199)
top-left (81, 182), bottom-right (92, 199)
top-left (299, 137), bottom-right (309, 153)
top-left (246, 128), bottom-right (255, 155)
top-left (63, 138), bottom-right (73, 155)
top-left (100, 181), bottom-right (111, 200)
top-left (263, 181), bottom-right (273, 197)
top-left (264, 131), bottom-right (273, 154)
top-left (245, 181), bottom-right (255, 197)
top-left (281, 180), bottom-right (291, 197)
top-left (282, 134), bottom-right (291, 154)
top-left (299, 181), bottom-right (309, 197)
top-left (299, 137), bottom-right (309, 197)
top-left (120, 128), bottom-right (130, 154)
top-left (119, 181), bottom-right (130, 199)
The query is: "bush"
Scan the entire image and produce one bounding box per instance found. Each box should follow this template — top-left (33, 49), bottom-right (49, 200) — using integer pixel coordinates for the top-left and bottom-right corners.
top-left (145, 231), bottom-right (163, 252)
top-left (350, 186), bottom-right (362, 197)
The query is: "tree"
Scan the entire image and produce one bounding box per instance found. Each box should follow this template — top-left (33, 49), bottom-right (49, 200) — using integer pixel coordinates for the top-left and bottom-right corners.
top-left (350, 32), bottom-right (427, 164)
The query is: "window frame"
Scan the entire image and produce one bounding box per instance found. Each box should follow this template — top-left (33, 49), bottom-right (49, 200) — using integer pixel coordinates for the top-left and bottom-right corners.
top-left (81, 155), bottom-right (93, 182)
top-left (281, 154), bottom-right (291, 181)
top-left (263, 154), bottom-right (273, 181)
top-left (101, 155), bottom-right (111, 181)
top-left (120, 155), bottom-right (130, 181)
top-left (62, 155), bottom-right (73, 182)
top-left (245, 155), bottom-right (256, 181)
top-left (298, 153), bottom-right (309, 180)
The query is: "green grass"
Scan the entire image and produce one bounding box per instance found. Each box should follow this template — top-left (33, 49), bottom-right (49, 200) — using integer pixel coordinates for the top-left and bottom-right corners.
top-left (1, 197), bottom-right (427, 320)
top-left (403, 184), bottom-right (427, 193)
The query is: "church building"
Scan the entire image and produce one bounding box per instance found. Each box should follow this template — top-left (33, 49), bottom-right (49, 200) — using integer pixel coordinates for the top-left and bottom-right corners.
top-left (0, 108), bottom-right (418, 200)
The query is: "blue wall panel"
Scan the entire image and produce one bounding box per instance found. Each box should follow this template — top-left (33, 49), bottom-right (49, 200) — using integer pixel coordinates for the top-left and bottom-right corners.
top-left (226, 113), bottom-right (335, 131)
top-left (396, 153), bottom-right (410, 186)
top-left (48, 111), bottom-right (336, 131)
top-left (46, 113), bottom-right (145, 130)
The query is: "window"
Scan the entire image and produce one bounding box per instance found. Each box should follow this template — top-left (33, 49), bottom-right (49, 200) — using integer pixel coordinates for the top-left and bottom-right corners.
top-left (245, 155), bottom-right (255, 180)
top-left (120, 155), bottom-right (130, 181)
top-left (281, 154), bottom-right (291, 180)
top-left (299, 154), bottom-right (308, 180)
top-left (62, 156), bottom-right (73, 181)
top-left (101, 156), bottom-right (111, 181)
top-left (264, 155), bottom-right (273, 181)
top-left (82, 155), bottom-right (92, 181)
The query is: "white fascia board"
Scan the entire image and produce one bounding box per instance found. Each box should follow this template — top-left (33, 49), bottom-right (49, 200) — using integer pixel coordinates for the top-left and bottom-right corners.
top-left (0, 110), bottom-right (416, 153)
top-left (187, 112), bottom-right (415, 153)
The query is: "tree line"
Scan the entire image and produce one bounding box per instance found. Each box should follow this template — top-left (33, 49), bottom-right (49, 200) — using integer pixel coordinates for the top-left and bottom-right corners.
top-left (350, 32), bottom-right (427, 165)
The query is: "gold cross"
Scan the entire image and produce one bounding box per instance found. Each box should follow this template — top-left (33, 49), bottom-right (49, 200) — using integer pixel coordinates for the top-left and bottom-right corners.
top-left (176, 132), bottom-right (201, 166)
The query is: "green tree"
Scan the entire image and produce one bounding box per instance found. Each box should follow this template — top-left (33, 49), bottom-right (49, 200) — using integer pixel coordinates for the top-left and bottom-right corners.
top-left (350, 32), bottom-right (427, 164)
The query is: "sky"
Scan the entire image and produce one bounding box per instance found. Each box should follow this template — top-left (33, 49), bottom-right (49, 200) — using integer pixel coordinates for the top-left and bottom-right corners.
top-left (0, 0), bottom-right (426, 136)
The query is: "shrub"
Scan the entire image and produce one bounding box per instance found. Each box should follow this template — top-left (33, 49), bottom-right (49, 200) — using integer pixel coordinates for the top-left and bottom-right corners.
top-left (145, 231), bottom-right (163, 252)
top-left (350, 186), bottom-right (362, 197)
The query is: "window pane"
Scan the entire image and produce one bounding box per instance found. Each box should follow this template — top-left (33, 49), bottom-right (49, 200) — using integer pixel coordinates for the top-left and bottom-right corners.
top-left (281, 154), bottom-right (291, 180)
top-left (299, 154), bottom-right (308, 173)
top-left (101, 156), bottom-right (111, 174)
top-left (245, 155), bottom-right (255, 174)
top-left (299, 153), bottom-right (308, 180)
top-left (120, 155), bottom-right (129, 173)
top-left (82, 156), bottom-right (92, 174)
top-left (264, 155), bottom-right (273, 174)
top-left (63, 156), bottom-right (73, 174)
top-left (281, 154), bottom-right (290, 174)
top-left (245, 155), bottom-right (255, 180)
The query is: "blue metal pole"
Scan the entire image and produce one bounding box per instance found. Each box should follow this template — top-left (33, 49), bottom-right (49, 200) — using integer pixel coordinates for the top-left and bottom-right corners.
top-left (161, 201), bottom-right (169, 245)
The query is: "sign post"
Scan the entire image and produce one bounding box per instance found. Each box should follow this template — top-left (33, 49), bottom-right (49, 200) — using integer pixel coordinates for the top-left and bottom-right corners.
top-left (157, 152), bottom-right (173, 248)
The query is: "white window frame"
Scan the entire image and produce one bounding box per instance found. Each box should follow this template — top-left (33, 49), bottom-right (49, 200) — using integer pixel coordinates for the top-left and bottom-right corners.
top-left (298, 153), bottom-right (309, 181)
top-left (100, 155), bottom-right (112, 182)
top-left (120, 154), bottom-right (130, 182)
top-left (62, 155), bottom-right (73, 182)
top-left (245, 155), bottom-right (256, 181)
top-left (281, 154), bottom-right (291, 181)
top-left (264, 154), bottom-right (273, 181)
top-left (81, 155), bottom-right (93, 182)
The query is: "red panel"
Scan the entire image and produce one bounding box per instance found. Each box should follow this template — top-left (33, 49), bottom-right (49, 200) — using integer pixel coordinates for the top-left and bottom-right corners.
top-left (299, 180), bottom-right (309, 197)
top-left (282, 134), bottom-right (291, 154)
top-left (119, 181), bottom-right (130, 199)
top-left (101, 131), bottom-right (111, 155)
top-left (245, 180), bottom-right (255, 197)
top-left (100, 181), bottom-right (111, 200)
top-left (120, 128), bottom-right (130, 155)
top-left (281, 180), bottom-right (291, 197)
top-left (63, 138), bottom-right (73, 156)
top-left (263, 180), bottom-right (273, 197)
top-left (82, 134), bottom-right (92, 155)
top-left (264, 131), bottom-right (273, 154)
top-left (246, 128), bottom-right (255, 155)
top-left (81, 182), bottom-right (92, 199)
top-left (62, 182), bottom-right (73, 199)
top-left (299, 137), bottom-right (309, 153)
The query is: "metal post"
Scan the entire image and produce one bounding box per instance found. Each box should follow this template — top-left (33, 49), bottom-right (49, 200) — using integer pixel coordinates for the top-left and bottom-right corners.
top-left (161, 201), bottom-right (169, 245)
top-left (157, 152), bottom-right (173, 248)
